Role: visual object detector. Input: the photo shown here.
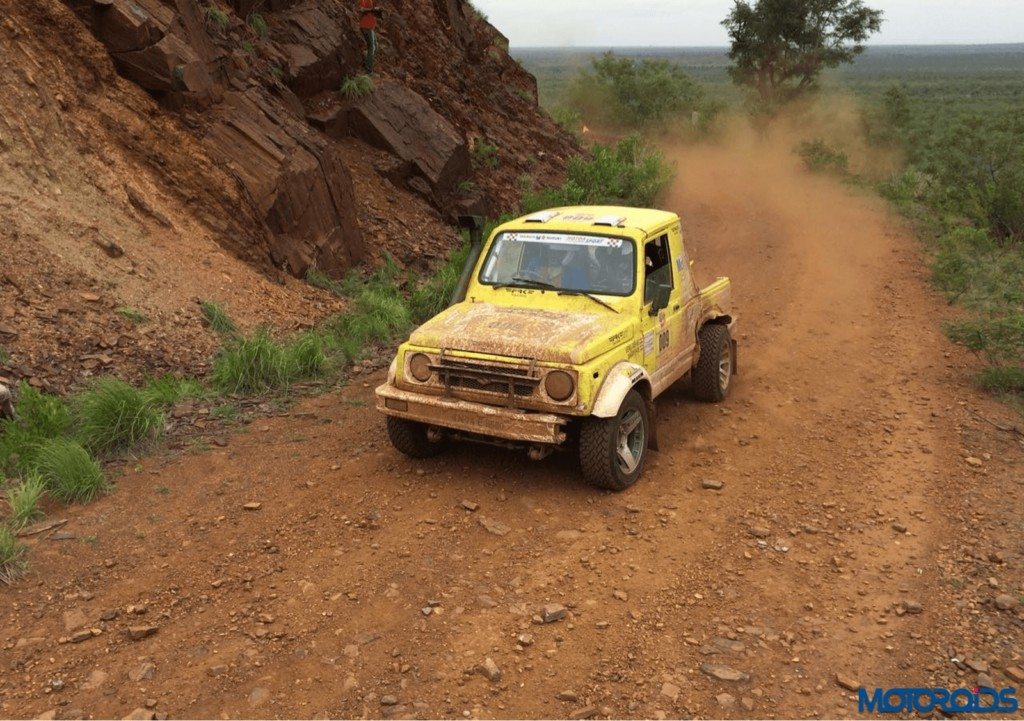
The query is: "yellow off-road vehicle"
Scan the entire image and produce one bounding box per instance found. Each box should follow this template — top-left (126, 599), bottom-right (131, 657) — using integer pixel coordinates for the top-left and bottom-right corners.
top-left (376, 207), bottom-right (736, 490)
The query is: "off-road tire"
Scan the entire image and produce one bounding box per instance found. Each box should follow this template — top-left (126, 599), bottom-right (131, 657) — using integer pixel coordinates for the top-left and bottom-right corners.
top-left (579, 390), bottom-right (649, 491)
top-left (693, 323), bottom-right (732, 402)
top-left (386, 417), bottom-right (446, 458)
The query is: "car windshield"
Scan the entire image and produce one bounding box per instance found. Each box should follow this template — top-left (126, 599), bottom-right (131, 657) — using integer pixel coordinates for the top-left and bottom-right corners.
top-left (478, 231), bottom-right (636, 296)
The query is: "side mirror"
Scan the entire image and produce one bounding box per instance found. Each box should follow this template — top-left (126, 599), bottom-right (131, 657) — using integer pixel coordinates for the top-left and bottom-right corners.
top-left (649, 282), bottom-right (671, 316)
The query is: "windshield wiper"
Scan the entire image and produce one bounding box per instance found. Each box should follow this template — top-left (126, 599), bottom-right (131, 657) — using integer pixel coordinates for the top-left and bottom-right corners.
top-left (494, 276), bottom-right (560, 291)
top-left (558, 289), bottom-right (619, 313)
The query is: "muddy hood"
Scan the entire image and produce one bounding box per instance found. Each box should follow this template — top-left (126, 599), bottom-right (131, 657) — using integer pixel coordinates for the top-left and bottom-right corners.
top-left (410, 302), bottom-right (632, 365)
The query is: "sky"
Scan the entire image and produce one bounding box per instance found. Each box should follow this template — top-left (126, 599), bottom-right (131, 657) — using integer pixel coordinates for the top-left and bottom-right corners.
top-left (472, 0), bottom-right (1024, 48)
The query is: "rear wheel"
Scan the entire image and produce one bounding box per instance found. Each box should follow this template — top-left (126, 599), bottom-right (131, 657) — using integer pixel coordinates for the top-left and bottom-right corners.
top-left (579, 390), bottom-right (649, 491)
top-left (693, 324), bottom-right (733, 402)
top-left (386, 417), bottom-right (446, 458)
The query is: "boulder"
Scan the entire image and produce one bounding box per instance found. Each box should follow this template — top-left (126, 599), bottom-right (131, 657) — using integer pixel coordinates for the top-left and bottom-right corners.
top-left (205, 88), bottom-right (365, 277)
top-left (347, 79), bottom-right (469, 206)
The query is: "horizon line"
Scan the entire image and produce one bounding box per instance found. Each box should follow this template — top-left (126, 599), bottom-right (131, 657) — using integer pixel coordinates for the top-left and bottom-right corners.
top-left (512, 41), bottom-right (1024, 50)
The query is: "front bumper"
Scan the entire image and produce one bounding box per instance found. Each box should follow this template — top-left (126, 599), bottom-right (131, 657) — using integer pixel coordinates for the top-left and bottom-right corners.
top-left (375, 384), bottom-right (568, 445)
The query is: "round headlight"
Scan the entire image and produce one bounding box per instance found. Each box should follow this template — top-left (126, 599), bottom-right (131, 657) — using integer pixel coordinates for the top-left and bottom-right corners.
top-left (545, 370), bottom-right (575, 401)
top-left (409, 353), bottom-right (433, 382)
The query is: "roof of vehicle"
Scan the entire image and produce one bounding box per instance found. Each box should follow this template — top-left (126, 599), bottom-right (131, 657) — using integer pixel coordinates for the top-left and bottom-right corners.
top-left (497, 206), bottom-right (679, 237)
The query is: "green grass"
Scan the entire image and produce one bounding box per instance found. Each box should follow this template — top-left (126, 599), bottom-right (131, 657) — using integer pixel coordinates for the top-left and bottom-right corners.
top-left (205, 4), bottom-right (229, 29)
top-left (33, 438), bottom-right (107, 504)
top-left (472, 138), bottom-right (500, 169)
top-left (285, 332), bottom-right (329, 380)
top-left (0, 525), bottom-right (26, 585)
top-left (212, 329), bottom-right (290, 394)
top-left (0, 346), bottom-right (9, 365)
top-left (141, 375), bottom-right (205, 407)
top-left (72, 377), bottom-right (164, 455)
top-left (200, 300), bottom-right (238, 336)
top-left (116, 307), bottom-right (148, 325)
top-left (247, 11), bottom-right (267, 38)
top-left (0, 384), bottom-right (71, 475)
top-left (5, 474), bottom-right (46, 529)
top-left (341, 75), bottom-right (374, 99)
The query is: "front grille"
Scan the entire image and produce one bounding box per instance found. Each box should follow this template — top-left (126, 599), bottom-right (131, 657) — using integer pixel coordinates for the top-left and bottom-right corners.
top-left (432, 353), bottom-right (540, 401)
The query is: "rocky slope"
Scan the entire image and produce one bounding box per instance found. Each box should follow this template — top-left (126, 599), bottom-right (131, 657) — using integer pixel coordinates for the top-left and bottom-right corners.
top-left (0, 0), bottom-right (577, 392)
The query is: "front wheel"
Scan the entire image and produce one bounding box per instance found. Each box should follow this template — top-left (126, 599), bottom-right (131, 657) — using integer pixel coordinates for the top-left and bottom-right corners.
top-left (692, 324), bottom-right (733, 402)
top-left (386, 417), bottom-right (447, 458)
top-left (579, 390), bottom-right (649, 491)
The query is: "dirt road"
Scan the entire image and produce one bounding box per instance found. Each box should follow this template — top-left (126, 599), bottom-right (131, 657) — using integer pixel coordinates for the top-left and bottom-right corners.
top-left (3, 130), bottom-right (1022, 720)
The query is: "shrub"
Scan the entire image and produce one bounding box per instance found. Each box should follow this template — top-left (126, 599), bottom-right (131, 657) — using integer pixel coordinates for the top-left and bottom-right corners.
top-left (340, 75), bottom-right (374, 99)
top-left (522, 133), bottom-right (673, 211)
top-left (798, 138), bottom-right (850, 174)
top-left (212, 329), bottom-right (289, 394)
top-left (0, 525), bottom-right (25, 585)
top-left (73, 377), bottom-right (164, 455)
top-left (5, 475), bottom-right (45, 528)
top-left (200, 300), bottom-right (237, 336)
top-left (33, 438), bottom-right (106, 504)
top-left (568, 52), bottom-right (705, 128)
top-left (247, 11), bottom-right (267, 38)
top-left (472, 138), bottom-right (500, 169)
top-left (205, 4), bottom-right (229, 29)
top-left (977, 366), bottom-right (1024, 394)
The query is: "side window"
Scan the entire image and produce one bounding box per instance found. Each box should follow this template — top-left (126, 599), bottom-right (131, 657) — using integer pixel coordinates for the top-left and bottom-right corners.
top-left (644, 234), bottom-right (673, 304)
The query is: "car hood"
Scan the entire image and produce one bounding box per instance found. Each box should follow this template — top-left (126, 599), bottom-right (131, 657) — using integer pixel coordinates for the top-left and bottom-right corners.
top-left (410, 302), bottom-right (634, 365)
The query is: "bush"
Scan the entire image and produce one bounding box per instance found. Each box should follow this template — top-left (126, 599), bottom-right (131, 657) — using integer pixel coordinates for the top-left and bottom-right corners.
top-left (340, 75), bottom-right (374, 99)
top-left (247, 11), bottom-right (267, 38)
top-left (212, 329), bottom-right (290, 394)
top-left (0, 525), bottom-right (25, 585)
top-left (200, 300), bottom-right (238, 336)
top-left (977, 366), bottom-right (1024, 394)
top-left (5, 475), bottom-right (45, 528)
top-left (522, 133), bottom-right (674, 211)
top-left (33, 438), bottom-right (106, 504)
top-left (73, 377), bottom-right (164, 455)
top-left (567, 52), bottom-right (705, 128)
top-left (205, 4), bottom-right (229, 29)
top-left (798, 138), bottom-right (850, 174)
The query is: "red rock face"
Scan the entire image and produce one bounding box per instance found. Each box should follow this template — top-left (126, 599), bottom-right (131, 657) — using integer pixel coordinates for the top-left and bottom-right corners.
top-left (60, 0), bottom-right (578, 278)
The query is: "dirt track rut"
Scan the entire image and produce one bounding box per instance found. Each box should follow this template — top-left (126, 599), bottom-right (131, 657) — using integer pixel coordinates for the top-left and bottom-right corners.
top-left (3, 133), bottom-right (1022, 720)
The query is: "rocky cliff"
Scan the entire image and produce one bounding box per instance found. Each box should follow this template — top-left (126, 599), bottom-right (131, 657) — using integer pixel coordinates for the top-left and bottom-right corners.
top-left (61, 0), bottom-right (577, 277)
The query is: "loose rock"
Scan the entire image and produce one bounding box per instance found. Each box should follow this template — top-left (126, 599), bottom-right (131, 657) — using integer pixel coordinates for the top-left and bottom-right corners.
top-left (477, 657), bottom-right (501, 682)
top-left (542, 604), bottom-right (567, 623)
top-left (126, 625), bottom-right (158, 641)
top-left (700, 663), bottom-right (750, 682)
top-left (835, 672), bottom-right (860, 692)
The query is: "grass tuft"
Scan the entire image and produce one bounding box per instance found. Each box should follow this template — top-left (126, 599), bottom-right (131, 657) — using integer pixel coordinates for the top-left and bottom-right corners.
top-left (212, 329), bottom-right (289, 394)
top-left (116, 307), bottom-right (148, 325)
top-left (141, 375), bottom-right (205, 407)
top-left (5, 475), bottom-right (45, 528)
top-left (0, 525), bottom-right (26, 585)
top-left (73, 377), bottom-right (164, 455)
top-left (285, 332), bottom-right (329, 380)
top-left (205, 4), bottom-right (229, 29)
top-left (200, 300), bottom-right (238, 336)
top-left (247, 11), bottom-right (267, 37)
top-left (33, 438), bottom-right (107, 504)
top-left (341, 75), bottom-right (374, 99)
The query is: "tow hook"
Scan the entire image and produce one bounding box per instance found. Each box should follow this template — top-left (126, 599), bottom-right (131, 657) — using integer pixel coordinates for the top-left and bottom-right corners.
top-left (528, 445), bottom-right (554, 461)
top-left (426, 426), bottom-right (445, 443)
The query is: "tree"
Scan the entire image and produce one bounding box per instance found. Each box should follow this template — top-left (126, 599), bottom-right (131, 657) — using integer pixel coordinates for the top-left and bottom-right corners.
top-left (722, 0), bottom-right (883, 103)
top-left (568, 52), bottom-right (705, 128)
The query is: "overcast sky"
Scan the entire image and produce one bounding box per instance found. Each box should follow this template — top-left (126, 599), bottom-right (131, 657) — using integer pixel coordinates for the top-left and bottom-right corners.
top-left (473, 0), bottom-right (1024, 47)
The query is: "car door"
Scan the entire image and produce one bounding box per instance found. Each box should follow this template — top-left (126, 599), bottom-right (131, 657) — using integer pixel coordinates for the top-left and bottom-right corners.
top-left (641, 231), bottom-right (687, 395)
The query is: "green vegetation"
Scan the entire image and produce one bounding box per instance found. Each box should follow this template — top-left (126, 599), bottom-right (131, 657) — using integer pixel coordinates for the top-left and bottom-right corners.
top-left (568, 52), bottom-right (707, 128)
top-left (73, 377), bottom-right (164, 455)
top-left (5, 475), bottom-right (45, 528)
top-left (523, 134), bottom-right (674, 212)
top-left (142, 375), bottom-right (205, 407)
top-left (457, 180), bottom-right (476, 195)
top-left (212, 329), bottom-right (296, 395)
top-left (200, 300), bottom-right (238, 336)
top-left (205, 4), bottom-right (229, 30)
top-left (247, 11), bottom-right (267, 38)
top-left (0, 346), bottom-right (8, 365)
top-left (340, 75), bottom-right (375, 99)
top-left (723, 0), bottom-right (883, 103)
top-left (116, 307), bottom-right (148, 325)
top-left (472, 138), bottom-right (500, 169)
top-left (798, 138), bottom-right (850, 174)
top-left (33, 438), bottom-right (106, 504)
top-left (0, 525), bottom-right (25, 584)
